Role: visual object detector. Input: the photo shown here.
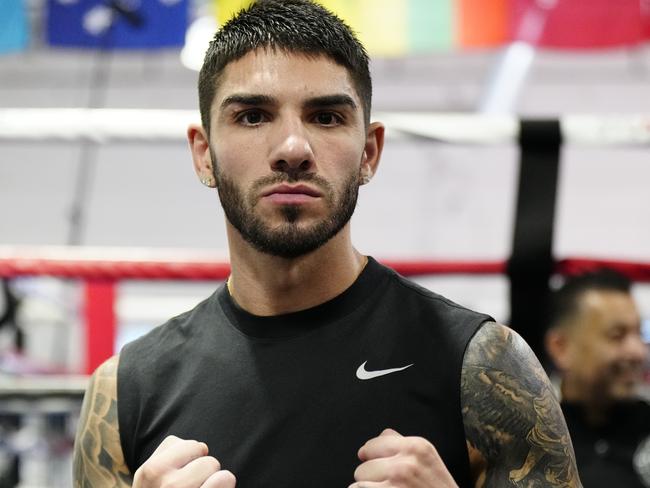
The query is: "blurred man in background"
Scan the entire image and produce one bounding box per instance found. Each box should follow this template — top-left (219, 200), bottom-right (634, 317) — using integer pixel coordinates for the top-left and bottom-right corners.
top-left (546, 269), bottom-right (650, 487)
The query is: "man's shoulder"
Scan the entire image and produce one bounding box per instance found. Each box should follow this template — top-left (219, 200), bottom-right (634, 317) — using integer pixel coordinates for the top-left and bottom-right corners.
top-left (119, 289), bottom-right (222, 366)
top-left (461, 322), bottom-right (582, 486)
top-left (379, 266), bottom-right (492, 324)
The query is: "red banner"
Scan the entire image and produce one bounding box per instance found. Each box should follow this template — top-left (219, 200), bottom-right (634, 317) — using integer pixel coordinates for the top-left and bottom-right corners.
top-left (513, 0), bottom-right (650, 49)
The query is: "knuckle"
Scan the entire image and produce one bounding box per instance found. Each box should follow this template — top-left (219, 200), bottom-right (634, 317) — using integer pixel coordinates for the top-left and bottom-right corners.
top-left (136, 462), bottom-right (163, 483)
top-left (192, 439), bottom-right (208, 452)
top-left (204, 469), bottom-right (237, 488)
top-left (407, 437), bottom-right (435, 458)
top-left (390, 459), bottom-right (419, 482)
top-left (161, 479), bottom-right (183, 488)
top-left (160, 477), bottom-right (175, 488)
top-left (222, 470), bottom-right (237, 485)
top-left (160, 471), bottom-right (187, 488)
top-left (204, 455), bottom-right (221, 471)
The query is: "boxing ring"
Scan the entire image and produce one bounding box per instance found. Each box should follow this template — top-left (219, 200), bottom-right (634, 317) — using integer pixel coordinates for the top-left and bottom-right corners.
top-left (1, 109), bottom-right (650, 374)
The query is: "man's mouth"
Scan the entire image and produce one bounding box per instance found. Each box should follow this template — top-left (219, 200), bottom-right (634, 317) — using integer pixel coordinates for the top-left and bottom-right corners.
top-left (261, 183), bottom-right (322, 204)
top-left (612, 362), bottom-right (644, 382)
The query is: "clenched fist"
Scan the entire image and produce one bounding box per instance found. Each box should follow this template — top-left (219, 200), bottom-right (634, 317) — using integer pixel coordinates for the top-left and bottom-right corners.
top-left (349, 429), bottom-right (458, 488)
top-left (133, 435), bottom-right (236, 488)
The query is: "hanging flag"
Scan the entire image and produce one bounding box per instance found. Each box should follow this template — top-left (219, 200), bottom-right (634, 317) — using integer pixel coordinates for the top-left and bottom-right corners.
top-left (209, 0), bottom-right (650, 58)
top-left (514, 0), bottom-right (650, 49)
top-left (357, 0), bottom-right (408, 56)
top-left (317, 0), bottom-right (361, 32)
top-left (320, 0), bottom-right (511, 55)
top-left (320, 0), bottom-right (443, 56)
top-left (46, 0), bottom-right (189, 49)
top-left (209, 0), bottom-right (514, 57)
top-left (644, 0), bottom-right (650, 40)
top-left (409, 0), bottom-right (454, 52)
top-left (0, 0), bottom-right (29, 54)
top-left (213, 0), bottom-right (253, 26)
top-left (457, 0), bottom-right (510, 48)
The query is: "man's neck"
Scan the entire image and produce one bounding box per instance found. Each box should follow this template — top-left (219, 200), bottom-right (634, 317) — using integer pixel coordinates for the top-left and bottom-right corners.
top-left (225, 224), bottom-right (366, 316)
top-left (561, 381), bottom-right (614, 426)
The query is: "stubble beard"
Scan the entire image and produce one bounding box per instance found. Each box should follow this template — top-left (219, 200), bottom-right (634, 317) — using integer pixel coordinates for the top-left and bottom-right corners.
top-left (211, 149), bottom-right (360, 259)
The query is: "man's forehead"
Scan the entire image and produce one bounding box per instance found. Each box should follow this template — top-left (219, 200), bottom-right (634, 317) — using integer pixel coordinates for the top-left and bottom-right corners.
top-left (213, 48), bottom-right (359, 106)
top-left (579, 289), bottom-right (639, 326)
top-left (581, 289), bottom-right (633, 308)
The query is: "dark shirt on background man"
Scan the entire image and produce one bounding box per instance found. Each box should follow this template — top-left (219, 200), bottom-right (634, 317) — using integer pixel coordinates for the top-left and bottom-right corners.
top-left (561, 400), bottom-right (650, 487)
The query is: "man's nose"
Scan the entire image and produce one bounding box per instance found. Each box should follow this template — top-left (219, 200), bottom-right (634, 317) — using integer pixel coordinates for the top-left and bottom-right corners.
top-left (624, 332), bottom-right (648, 363)
top-left (269, 117), bottom-right (315, 174)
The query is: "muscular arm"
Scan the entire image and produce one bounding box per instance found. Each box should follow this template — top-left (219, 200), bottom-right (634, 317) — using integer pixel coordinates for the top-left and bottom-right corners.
top-left (73, 355), bottom-right (133, 487)
top-left (461, 322), bottom-right (581, 487)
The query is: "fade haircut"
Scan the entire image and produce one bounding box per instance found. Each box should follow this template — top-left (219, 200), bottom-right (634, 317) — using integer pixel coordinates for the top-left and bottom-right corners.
top-left (198, 0), bottom-right (372, 133)
top-left (549, 268), bottom-right (632, 329)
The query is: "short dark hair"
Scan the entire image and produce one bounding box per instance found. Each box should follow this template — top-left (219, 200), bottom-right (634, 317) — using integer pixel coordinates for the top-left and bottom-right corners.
top-left (549, 268), bottom-right (632, 328)
top-left (198, 0), bottom-right (372, 132)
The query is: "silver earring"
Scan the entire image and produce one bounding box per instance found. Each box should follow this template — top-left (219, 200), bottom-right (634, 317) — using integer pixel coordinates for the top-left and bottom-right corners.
top-left (201, 178), bottom-right (213, 186)
top-left (360, 174), bottom-right (371, 184)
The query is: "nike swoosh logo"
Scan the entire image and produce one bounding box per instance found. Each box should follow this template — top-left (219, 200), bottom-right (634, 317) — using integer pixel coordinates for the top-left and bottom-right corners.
top-left (356, 361), bottom-right (414, 380)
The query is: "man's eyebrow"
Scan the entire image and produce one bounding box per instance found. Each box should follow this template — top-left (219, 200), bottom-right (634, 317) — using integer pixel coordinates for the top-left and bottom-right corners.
top-left (304, 94), bottom-right (357, 110)
top-left (220, 94), bottom-right (277, 110)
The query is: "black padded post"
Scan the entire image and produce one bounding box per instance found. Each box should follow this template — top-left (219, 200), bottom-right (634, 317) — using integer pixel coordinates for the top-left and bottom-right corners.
top-left (508, 119), bottom-right (562, 368)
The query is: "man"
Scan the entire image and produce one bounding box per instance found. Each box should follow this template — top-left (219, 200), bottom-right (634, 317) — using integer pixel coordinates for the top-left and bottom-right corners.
top-left (73, 1), bottom-right (581, 486)
top-left (546, 269), bottom-right (650, 487)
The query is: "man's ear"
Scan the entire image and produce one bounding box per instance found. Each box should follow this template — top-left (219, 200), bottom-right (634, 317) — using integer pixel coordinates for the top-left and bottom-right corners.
top-left (359, 121), bottom-right (385, 185)
top-left (187, 124), bottom-right (216, 187)
top-left (545, 327), bottom-right (571, 372)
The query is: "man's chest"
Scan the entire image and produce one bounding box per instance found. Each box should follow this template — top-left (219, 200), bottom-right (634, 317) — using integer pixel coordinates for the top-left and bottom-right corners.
top-left (144, 335), bottom-right (468, 487)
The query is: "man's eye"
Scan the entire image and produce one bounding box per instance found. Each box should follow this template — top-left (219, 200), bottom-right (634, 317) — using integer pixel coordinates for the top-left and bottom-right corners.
top-left (239, 111), bottom-right (265, 125)
top-left (607, 330), bottom-right (626, 342)
top-left (315, 112), bottom-right (341, 126)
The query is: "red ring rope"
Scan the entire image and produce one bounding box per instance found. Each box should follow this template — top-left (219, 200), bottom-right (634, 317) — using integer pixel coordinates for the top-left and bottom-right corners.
top-left (2, 249), bottom-right (648, 373)
top-left (1, 256), bottom-right (650, 280)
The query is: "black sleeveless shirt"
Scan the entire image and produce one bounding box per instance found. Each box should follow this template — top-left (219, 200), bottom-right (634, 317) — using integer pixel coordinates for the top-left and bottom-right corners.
top-left (118, 257), bottom-right (491, 487)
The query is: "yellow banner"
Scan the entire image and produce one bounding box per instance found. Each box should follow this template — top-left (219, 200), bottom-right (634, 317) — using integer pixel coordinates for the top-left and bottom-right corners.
top-left (317, 0), bottom-right (361, 28)
top-left (357, 0), bottom-right (408, 56)
top-left (213, 0), bottom-right (412, 57)
top-left (213, 0), bottom-right (254, 26)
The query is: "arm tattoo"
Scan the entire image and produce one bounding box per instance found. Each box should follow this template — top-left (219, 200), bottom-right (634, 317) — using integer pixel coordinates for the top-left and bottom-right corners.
top-left (73, 355), bottom-right (132, 487)
top-left (461, 322), bottom-right (581, 487)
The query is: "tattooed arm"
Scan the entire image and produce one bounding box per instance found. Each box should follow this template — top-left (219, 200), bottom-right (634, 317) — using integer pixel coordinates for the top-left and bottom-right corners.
top-left (74, 356), bottom-right (235, 488)
top-left (73, 355), bottom-right (133, 487)
top-left (461, 322), bottom-right (581, 487)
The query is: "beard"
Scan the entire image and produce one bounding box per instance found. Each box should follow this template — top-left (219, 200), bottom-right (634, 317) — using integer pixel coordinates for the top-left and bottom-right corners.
top-left (211, 149), bottom-right (360, 259)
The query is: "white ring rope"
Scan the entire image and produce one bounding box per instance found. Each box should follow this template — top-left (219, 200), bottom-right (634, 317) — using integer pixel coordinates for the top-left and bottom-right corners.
top-left (1, 109), bottom-right (650, 146)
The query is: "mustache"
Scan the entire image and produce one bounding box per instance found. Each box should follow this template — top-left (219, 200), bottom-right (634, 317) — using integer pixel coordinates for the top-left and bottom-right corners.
top-left (250, 171), bottom-right (334, 196)
top-left (611, 360), bottom-right (644, 373)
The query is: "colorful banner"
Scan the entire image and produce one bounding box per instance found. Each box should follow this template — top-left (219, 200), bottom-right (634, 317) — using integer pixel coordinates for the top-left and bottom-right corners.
top-left (210, 0), bottom-right (650, 57)
top-left (318, 0), bottom-right (511, 55)
top-left (213, 0), bottom-right (253, 26)
top-left (0, 0), bottom-right (29, 54)
top-left (47, 0), bottom-right (189, 49)
top-left (320, 0), bottom-right (511, 55)
top-left (514, 0), bottom-right (650, 49)
top-left (458, 0), bottom-right (510, 48)
top-left (409, 0), bottom-right (454, 52)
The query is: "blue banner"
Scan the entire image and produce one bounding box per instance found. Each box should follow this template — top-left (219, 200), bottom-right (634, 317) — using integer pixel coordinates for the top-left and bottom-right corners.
top-left (0, 0), bottom-right (29, 54)
top-left (47, 0), bottom-right (188, 49)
